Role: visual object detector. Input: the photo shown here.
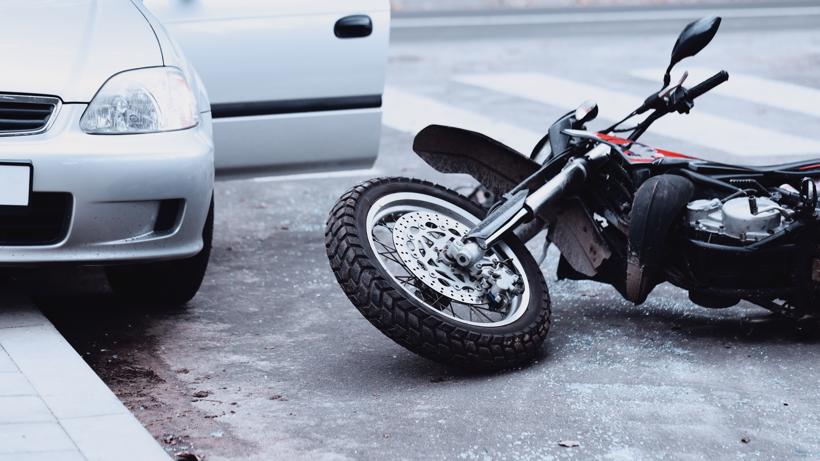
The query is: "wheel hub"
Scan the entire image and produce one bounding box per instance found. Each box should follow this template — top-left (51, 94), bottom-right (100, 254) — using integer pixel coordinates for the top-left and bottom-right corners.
top-left (392, 211), bottom-right (488, 304)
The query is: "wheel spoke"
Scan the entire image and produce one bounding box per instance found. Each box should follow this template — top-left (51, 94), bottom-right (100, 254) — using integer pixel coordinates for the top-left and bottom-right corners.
top-left (373, 234), bottom-right (395, 250)
top-left (394, 275), bottom-right (417, 287)
top-left (376, 248), bottom-right (404, 266)
top-left (378, 252), bottom-right (404, 266)
top-left (469, 305), bottom-right (496, 322)
top-left (373, 233), bottom-right (405, 266)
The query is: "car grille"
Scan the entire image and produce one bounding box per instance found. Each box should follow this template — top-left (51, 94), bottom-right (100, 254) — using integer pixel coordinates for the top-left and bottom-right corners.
top-left (0, 94), bottom-right (60, 136)
top-left (0, 193), bottom-right (72, 246)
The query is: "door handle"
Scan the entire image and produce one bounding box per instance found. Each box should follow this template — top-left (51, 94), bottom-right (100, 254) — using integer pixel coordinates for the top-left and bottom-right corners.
top-left (334, 15), bottom-right (373, 39)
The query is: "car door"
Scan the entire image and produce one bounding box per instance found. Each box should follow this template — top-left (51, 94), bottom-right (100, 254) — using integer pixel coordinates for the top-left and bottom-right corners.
top-left (142, 0), bottom-right (389, 178)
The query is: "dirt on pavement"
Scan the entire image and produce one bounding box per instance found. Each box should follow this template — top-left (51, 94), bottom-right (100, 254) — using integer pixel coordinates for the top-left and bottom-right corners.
top-left (15, 268), bottom-right (255, 460)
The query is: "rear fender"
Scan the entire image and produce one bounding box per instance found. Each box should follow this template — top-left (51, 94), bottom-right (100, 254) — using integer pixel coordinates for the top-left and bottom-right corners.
top-left (626, 174), bottom-right (695, 304)
top-left (412, 125), bottom-right (540, 197)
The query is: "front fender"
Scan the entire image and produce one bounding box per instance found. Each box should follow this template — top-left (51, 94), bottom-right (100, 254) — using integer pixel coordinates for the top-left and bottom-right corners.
top-left (413, 125), bottom-right (540, 197)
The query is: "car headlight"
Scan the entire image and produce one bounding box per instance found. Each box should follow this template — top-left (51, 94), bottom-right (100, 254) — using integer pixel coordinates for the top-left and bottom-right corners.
top-left (80, 67), bottom-right (199, 134)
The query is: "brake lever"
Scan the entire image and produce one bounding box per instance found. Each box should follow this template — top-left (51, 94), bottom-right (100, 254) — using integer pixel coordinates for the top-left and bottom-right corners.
top-left (636, 71), bottom-right (689, 114)
top-left (659, 71), bottom-right (689, 99)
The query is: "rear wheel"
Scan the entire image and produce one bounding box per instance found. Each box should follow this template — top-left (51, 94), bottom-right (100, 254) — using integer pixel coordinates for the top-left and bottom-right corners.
top-left (326, 177), bottom-right (551, 369)
top-left (106, 199), bottom-right (213, 307)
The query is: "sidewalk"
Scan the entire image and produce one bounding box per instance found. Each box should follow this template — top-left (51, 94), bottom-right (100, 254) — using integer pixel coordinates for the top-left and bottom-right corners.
top-left (0, 295), bottom-right (168, 461)
top-left (391, 0), bottom-right (799, 13)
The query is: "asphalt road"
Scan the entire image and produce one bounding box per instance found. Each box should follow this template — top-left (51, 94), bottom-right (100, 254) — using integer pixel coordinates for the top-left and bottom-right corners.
top-left (31, 4), bottom-right (820, 461)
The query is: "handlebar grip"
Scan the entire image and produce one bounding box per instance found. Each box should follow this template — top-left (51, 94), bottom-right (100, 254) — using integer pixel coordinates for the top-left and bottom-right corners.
top-left (687, 70), bottom-right (729, 100)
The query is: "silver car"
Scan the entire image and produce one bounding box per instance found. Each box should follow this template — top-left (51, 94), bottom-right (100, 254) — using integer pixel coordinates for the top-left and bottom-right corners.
top-left (0, 1), bottom-right (214, 304)
top-left (1, 0), bottom-right (389, 305)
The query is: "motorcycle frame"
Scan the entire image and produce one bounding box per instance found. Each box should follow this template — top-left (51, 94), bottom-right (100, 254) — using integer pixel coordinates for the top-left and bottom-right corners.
top-left (413, 104), bottom-right (820, 312)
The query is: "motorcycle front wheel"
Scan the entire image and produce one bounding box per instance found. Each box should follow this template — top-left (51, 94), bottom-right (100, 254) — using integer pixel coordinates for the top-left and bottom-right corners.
top-left (326, 177), bottom-right (551, 369)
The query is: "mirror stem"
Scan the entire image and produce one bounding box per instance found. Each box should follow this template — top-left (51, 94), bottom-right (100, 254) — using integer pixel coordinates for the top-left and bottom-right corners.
top-left (663, 65), bottom-right (673, 87)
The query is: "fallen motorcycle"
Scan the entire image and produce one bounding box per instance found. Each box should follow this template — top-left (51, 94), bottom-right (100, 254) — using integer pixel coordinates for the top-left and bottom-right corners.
top-left (326, 16), bottom-right (820, 369)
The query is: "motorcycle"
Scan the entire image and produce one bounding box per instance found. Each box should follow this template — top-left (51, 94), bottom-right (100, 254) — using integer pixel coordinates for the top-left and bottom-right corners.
top-left (325, 16), bottom-right (820, 369)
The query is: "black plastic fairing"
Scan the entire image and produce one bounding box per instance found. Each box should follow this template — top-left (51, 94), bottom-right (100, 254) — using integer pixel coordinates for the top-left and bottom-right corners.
top-left (412, 125), bottom-right (540, 197)
top-left (547, 112), bottom-right (575, 160)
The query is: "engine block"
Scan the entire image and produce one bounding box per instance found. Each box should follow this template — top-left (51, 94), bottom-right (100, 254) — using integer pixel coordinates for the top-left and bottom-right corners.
top-left (686, 196), bottom-right (791, 242)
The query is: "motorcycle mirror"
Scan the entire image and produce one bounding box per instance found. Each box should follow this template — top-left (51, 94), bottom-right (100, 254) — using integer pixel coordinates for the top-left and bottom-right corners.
top-left (574, 100), bottom-right (599, 124)
top-left (663, 16), bottom-right (721, 87)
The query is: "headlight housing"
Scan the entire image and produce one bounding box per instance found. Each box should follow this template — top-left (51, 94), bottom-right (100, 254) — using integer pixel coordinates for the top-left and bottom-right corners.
top-left (80, 67), bottom-right (199, 134)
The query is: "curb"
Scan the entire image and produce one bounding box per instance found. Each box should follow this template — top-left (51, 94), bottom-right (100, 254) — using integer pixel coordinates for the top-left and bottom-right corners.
top-left (0, 295), bottom-right (169, 461)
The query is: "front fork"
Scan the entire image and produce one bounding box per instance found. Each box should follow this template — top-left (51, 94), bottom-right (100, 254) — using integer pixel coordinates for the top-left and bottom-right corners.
top-left (447, 142), bottom-right (612, 267)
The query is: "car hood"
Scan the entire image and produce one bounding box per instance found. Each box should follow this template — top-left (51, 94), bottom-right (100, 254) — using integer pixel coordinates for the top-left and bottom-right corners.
top-left (0, 0), bottom-right (163, 102)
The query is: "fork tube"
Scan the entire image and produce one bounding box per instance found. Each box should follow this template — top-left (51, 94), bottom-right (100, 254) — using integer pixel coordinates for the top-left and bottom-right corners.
top-left (482, 157), bottom-right (589, 248)
top-left (523, 157), bottom-right (588, 216)
top-left (484, 208), bottom-right (529, 245)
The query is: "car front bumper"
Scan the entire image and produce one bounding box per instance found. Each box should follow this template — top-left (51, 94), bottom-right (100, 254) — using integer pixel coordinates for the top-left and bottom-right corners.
top-left (0, 104), bottom-right (214, 264)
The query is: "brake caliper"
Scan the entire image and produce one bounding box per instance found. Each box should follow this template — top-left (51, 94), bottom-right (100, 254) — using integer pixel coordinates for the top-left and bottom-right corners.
top-left (475, 262), bottom-right (524, 309)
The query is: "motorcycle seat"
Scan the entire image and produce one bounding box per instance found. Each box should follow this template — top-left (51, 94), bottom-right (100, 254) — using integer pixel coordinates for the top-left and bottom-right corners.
top-left (695, 158), bottom-right (820, 175)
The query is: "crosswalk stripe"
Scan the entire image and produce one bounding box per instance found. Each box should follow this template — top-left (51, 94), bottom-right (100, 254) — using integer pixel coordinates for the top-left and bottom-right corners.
top-left (382, 86), bottom-right (541, 154)
top-left (392, 6), bottom-right (820, 29)
top-left (454, 72), bottom-right (820, 159)
top-left (631, 67), bottom-right (820, 119)
top-left (252, 168), bottom-right (382, 183)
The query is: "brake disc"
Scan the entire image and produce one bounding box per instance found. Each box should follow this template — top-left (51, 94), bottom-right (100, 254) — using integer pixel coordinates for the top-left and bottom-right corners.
top-left (392, 211), bottom-right (487, 305)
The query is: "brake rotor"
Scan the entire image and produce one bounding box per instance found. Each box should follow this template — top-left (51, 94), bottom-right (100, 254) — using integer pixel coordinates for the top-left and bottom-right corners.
top-left (392, 211), bottom-right (486, 304)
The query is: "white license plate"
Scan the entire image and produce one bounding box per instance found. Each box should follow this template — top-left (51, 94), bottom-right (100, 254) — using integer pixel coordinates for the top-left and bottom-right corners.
top-left (0, 164), bottom-right (31, 206)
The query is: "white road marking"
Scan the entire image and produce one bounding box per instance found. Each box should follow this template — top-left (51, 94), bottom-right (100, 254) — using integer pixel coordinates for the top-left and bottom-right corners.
top-left (382, 86), bottom-right (541, 154)
top-left (392, 6), bottom-right (820, 29)
top-left (253, 168), bottom-right (382, 183)
top-left (632, 67), bottom-right (820, 119)
top-left (454, 72), bottom-right (820, 158)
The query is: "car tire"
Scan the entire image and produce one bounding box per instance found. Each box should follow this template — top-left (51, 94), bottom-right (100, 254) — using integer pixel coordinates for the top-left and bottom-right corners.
top-left (106, 198), bottom-right (213, 307)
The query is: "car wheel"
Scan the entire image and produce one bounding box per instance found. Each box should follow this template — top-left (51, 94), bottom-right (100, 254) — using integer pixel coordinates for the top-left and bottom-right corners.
top-left (106, 198), bottom-right (213, 307)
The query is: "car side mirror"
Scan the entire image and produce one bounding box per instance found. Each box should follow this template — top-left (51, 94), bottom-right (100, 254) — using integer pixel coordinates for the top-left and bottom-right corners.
top-left (663, 16), bottom-right (721, 86)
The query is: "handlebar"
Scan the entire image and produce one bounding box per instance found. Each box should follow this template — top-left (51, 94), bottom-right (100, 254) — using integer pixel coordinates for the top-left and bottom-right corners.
top-left (602, 70), bottom-right (730, 138)
top-left (687, 70), bottom-right (729, 100)
top-left (635, 70), bottom-right (729, 115)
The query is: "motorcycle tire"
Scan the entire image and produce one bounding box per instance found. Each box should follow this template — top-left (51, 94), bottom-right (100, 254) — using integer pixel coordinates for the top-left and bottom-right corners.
top-left (325, 177), bottom-right (551, 370)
